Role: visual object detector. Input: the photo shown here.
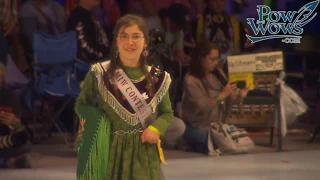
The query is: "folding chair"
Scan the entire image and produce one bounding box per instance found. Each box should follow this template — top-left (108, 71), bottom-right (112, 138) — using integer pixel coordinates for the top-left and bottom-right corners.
top-left (74, 59), bottom-right (90, 83)
top-left (224, 51), bottom-right (284, 151)
top-left (23, 31), bottom-right (81, 147)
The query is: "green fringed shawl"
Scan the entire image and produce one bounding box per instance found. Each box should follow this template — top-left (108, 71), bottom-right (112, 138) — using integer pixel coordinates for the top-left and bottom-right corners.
top-left (76, 105), bottom-right (111, 180)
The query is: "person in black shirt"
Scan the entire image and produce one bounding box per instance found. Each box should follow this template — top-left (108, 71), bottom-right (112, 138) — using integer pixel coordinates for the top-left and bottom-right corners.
top-left (66, 0), bottom-right (110, 64)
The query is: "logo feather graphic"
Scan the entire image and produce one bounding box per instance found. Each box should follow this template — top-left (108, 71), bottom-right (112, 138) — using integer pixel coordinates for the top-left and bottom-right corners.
top-left (294, 0), bottom-right (319, 27)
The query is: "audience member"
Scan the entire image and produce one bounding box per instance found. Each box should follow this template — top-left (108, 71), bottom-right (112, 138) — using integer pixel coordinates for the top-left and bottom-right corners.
top-left (158, 3), bottom-right (191, 65)
top-left (197, 0), bottom-right (248, 71)
top-left (0, 63), bottom-right (32, 168)
top-left (126, 0), bottom-right (195, 31)
top-left (1, 0), bottom-right (32, 79)
top-left (19, 0), bottom-right (66, 65)
top-left (65, 0), bottom-right (77, 16)
top-left (100, 0), bottom-right (121, 29)
top-left (0, 0), bottom-right (18, 65)
top-left (163, 117), bottom-right (186, 149)
top-left (66, 0), bottom-right (110, 64)
top-left (181, 41), bottom-right (248, 154)
top-left (158, 3), bottom-right (196, 106)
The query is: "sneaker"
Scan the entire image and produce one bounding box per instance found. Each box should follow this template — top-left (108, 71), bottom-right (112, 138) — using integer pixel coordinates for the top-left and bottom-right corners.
top-left (208, 149), bottom-right (221, 156)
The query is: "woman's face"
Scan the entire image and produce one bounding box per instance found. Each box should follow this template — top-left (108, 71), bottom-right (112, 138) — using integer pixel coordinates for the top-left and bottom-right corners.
top-left (116, 24), bottom-right (146, 62)
top-left (202, 49), bottom-right (220, 72)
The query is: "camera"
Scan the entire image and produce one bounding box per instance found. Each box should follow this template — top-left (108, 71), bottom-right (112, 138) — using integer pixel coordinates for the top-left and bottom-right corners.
top-left (231, 80), bottom-right (246, 89)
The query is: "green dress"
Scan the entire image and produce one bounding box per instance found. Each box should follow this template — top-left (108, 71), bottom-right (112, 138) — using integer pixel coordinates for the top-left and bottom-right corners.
top-left (75, 63), bottom-right (173, 180)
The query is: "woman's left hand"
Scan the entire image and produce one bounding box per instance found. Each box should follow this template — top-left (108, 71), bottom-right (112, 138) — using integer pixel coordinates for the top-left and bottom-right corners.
top-left (141, 128), bottom-right (160, 144)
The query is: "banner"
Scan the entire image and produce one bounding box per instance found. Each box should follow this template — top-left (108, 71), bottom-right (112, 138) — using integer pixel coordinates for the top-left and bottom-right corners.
top-left (227, 51), bottom-right (284, 73)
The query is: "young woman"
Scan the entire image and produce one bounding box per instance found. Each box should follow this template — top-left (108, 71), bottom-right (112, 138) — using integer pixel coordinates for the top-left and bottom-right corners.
top-left (181, 41), bottom-right (248, 155)
top-left (75, 14), bottom-right (173, 180)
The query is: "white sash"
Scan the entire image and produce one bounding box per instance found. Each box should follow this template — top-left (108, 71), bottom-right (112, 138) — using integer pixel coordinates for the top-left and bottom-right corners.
top-left (99, 62), bottom-right (152, 129)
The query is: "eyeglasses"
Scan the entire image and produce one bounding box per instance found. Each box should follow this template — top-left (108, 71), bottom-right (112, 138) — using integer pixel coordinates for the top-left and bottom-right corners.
top-left (208, 57), bottom-right (220, 61)
top-left (118, 34), bottom-right (144, 42)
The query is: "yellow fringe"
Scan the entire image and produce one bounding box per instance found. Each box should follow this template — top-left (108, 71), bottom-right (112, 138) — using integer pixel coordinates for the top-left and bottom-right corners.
top-left (196, 14), bottom-right (205, 43)
top-left (157, 140), bottom-right (166, 164)
top-left (230, 15), bottom-right (240, 52)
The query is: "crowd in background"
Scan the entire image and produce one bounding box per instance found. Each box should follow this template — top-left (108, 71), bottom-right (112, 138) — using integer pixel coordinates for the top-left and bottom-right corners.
top-left (0, 0), bottom-right (319, 169)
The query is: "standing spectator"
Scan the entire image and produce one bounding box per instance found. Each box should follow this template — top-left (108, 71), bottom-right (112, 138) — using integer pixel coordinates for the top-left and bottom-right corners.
top-left (101, 0), bottom-right (121, 29)
top-left (1, 0), bottom-right (32, 77)
top-left (0, 0), bottom-right (18, 65)
top-left (197, 0), bottom-right (248, 73)
top-left (126, 0), bottom-right (196, 31)
top-left (65, 0), bottom-right (77, 17)
top-left (19, 0), bottom-right (66, 65)
top-left (66, 0), bottom-right (110, 64)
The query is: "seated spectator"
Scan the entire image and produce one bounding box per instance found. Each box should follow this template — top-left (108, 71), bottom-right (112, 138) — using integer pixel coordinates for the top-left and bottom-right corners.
top-left (181, 41), bottom-right (249, 155)
top-left (19, 0), bottom-right (66, 65)
top-left (0, 63), bottom-right (32, 168)
top-left (66, 0), bottom-right (110, 64)
top-left (162, 116), bottom-right (186, 149)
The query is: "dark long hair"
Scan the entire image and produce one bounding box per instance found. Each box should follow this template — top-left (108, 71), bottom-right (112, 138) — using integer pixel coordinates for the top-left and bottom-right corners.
top-left (103, 14), bottom-right (154, 98)
top-left (189, 41), bottom-right (229, 90)
top-left (189, 41), bottom-right (221, 78)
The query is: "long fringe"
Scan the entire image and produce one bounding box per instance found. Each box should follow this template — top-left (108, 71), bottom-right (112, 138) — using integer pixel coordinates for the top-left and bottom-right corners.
top-left (92, 63), bottom-right (171, 126)
top-left (77, 115), bottom-right (110, 180)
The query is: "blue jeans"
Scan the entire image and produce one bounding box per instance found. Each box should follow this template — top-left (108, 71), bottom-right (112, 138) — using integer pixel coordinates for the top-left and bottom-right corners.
top-left (0, 141), bottom-right (32, 168)
top-left (183, 123), bottom-right (210, 154)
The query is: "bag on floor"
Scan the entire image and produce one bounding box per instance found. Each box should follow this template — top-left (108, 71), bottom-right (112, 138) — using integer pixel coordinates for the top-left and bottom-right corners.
top-left (209, 122), bottom-right (255, 154)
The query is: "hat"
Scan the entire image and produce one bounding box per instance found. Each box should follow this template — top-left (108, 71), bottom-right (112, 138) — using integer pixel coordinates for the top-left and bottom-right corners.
top-left (165, 3), bottom-right (190, 30)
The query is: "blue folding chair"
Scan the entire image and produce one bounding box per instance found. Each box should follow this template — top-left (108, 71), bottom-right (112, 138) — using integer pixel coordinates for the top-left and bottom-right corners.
top-left (74, 59), bottom-right (90, 83)
top-left (24, 31), bottom-right (81, 147)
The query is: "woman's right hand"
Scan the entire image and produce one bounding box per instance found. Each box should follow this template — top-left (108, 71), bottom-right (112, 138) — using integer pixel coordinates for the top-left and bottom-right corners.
top-left (220, 81), bottom-right (237, 99)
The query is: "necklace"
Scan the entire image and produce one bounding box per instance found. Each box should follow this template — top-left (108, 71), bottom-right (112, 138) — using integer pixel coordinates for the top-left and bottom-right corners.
top-left (130, 75), bottom-right (146, 83)
top-left (212, 15), bottom-right (225, 24)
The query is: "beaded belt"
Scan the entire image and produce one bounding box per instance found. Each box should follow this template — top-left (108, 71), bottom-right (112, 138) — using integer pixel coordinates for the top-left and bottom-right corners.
top-left (113, 128), bottom-right (143, 135)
